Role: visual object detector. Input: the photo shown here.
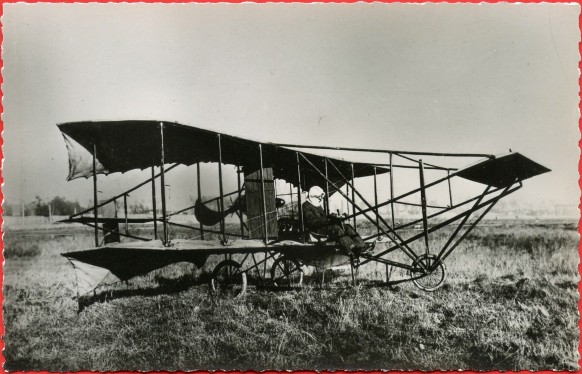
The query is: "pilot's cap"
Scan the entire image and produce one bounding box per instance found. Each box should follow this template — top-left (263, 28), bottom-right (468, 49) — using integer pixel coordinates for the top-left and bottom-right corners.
top-left (308, 186), bottom-right (325, 198)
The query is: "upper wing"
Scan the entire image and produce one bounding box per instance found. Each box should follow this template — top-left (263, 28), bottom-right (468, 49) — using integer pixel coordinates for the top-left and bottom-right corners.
top-left (58, 120), bottom-right (387, 193)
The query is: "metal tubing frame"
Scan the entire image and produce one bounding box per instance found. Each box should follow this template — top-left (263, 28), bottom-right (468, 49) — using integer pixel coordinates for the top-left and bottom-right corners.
top-left (436, 183), bottom-right (516, 263)
top-left (300, 153), bottom-right (419, 263)
top-left (342, 163), bottom-right (469, 222)
top-left (419, 160), bottom-right (430, 256)
top-left (151, 166), bottom-right (158, 240)
top-left (250, 252), bottom-right (261, 281)
top-left (296, 152), bottom-right (305, 240)
top-left (373, 166), bottom-right (379, 237)
top-left (346, 184), bottom-right (350, 217)
top-left (123, 194), bottom-right (129, 235)
top-left (170, 189), bottom-right (243, 218)
top-left (83, 222), bottom-right (150, 242)
top-left (324, 156), bottom-right (515, 276)
top-left (289, 183), bottom-right (295, 218)
top-left (324, 158), bottom-right (330, 215)
top-left (363, 184), bottom-right (504, 240)
top-left (436, 185), bottom-right (491, 260)
top-left (159, 123), bottom-right (168, 245)
top-left (234, 212), bottom-right (250, 233)
top-left (358, 254), bottom-right (417, 271)
top-left (392, 200), bottom-right (448, 210)
top-left (197, 162), bottom-right (205, 239)
top-left (258, 144), bottom-right (269, 244)
top-left (72, 164), bottom-right (180, 219)
top-left (166, 220), bottom-right (243, 238)
top-left (237, 166), bottom-right (245, 237)
top-left (447, 170), bottom-right (454, 207)
top-left (359, 183), bottom-right (521, 266)
top-left (389, 154), bottom-right (395, 231)
top-left (351, 163), bottom-right (356, 229)
top-left (373, 162), bottom-right (455, 171)
top-left (271, 142), bottom-right (493, 159)
top-left (239, 250), bottom-right (279, 279)
top-left (393, 152), bottom-right (442, 170)
top-left (323, 156), bottom-right (414, 248)
top-left (217, 134), bottom-right (226, 243)
top-left (92, 142), bottom-right (99, 247)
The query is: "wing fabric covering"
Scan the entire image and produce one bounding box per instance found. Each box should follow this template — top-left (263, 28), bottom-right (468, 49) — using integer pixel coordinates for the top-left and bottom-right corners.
top-left (67, 259), bottom-right (117, 295)
top-left (62, 133), bottom-right (108, 180)
top-left (194, 198), bottom-right (242, 226)
top-left (457, 153), bottom-right (551, 188)
top-left (63, 244), bottom-right (209, 295)
top-left (64, 246), bottom-right (209, 280)
top-left (57, 121), bottom-right (388, 193)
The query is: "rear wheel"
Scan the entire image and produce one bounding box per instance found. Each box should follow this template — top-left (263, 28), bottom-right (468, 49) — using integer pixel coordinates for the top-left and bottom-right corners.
top-left (270, 256), bottom-right (303, 287)
top-left (410, 254), bottom-right (446, 292)
top-left (210, 260), bottom-right (247, 298)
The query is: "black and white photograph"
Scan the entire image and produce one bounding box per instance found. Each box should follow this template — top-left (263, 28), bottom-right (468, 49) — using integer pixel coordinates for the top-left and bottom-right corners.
top-left (2, 3), bottom-right (579, 371)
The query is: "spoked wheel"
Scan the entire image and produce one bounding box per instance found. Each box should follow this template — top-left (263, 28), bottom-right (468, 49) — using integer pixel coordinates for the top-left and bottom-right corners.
top-left (409, 254), bottom-right (446, 292)
top-left (270, 256), bottom-right (303, 288)
top-left (210, 260), bottom-right (247, 298)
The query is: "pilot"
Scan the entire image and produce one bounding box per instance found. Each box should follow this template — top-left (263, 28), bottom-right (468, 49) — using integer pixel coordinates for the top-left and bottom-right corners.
top-left (302, 185), bottom-right (371, 255)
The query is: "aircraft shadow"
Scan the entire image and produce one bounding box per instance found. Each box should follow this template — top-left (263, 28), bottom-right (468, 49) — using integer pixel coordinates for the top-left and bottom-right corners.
top-left (77, 273), bottom-right (210, 313)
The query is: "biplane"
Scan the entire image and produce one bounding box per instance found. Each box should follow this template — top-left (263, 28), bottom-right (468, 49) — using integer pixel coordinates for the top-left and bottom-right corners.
top-left (59, 120), bottom-right (550, 306)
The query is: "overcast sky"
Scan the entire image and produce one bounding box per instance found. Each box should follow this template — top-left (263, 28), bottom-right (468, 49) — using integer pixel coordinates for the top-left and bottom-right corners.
top-left (2, 3), bottom-right (580, 211)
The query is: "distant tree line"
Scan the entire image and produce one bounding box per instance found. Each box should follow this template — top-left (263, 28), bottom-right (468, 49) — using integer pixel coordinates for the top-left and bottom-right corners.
top-left (4, 196), bottom-right (206, 217)
top-left (4, 196), bottom-right (85, 217)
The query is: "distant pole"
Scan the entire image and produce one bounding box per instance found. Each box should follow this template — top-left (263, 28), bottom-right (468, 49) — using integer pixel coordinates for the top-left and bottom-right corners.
top-left (21, 202), bottom-right (24, 225)
top-left (48, 203), bottom-right (52, 223)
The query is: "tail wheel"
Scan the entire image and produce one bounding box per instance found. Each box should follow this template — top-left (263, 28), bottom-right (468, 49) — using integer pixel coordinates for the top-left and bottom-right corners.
top-left (270, 256), bottom-right (303, 287)
top-left (210, 260), bottom-right (247, 298)
top-left (410, 254), bottom-right (446, 292)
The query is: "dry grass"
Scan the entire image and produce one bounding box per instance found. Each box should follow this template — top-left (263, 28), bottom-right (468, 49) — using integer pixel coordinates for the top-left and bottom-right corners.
top-left (3, 220), bottom-right (579, 371)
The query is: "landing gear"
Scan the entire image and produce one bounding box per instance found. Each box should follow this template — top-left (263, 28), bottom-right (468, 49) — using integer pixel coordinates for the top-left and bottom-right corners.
top-left (410, 254), bottom-right (446, 292)
top-left (270, 256), bottom-right (303, 287)
top-left (210, 260), bottom-right (247, 298)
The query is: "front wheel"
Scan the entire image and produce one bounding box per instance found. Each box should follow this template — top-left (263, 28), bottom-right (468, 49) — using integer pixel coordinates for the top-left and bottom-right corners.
top-left (270, 256), bottom-right (303, 288)
top-left (409, 254), bottom-right (446, 292)
top-left (210, 260), bottom-right (247, 298)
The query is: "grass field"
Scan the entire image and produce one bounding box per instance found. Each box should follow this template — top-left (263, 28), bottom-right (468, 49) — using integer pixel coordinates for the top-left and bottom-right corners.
top-left (3, 220), bottom-right (579, 371)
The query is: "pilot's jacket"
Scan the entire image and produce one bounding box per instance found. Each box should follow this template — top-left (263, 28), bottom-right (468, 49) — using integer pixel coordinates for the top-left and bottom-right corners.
top-left (302, 200), bottom-right (329, 231)
top-left (301, 200), bottom-right (365, 252)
